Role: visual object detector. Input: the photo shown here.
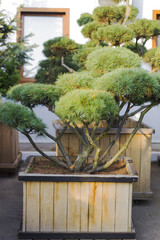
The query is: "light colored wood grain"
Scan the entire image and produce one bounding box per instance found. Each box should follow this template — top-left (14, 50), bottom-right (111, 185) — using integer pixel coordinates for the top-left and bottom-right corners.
top-left (119, 134), bottom-right (126, 157)
top-left (40, 182), bottom-right (54, 231)
top-left (102, 183), bottom-right (116, 232)
top-left (26, 182), bottom-right (40, 231)
top-left (128, 183), bottom-right (132, 232)
top-left (57, 134), bottom-right (69, 156)
top-left (22, 182), bottom-right (27, 232)
top-left (88, 182), bottom-right (102, 232)
top-left (67, 182), bottom-right (81, 232)
top-left (130, 134), bottom-right (141, 192)
top-left (115, 183), bottom-right (130, 232)
top-left (140, 134), bottom-right (152, 192)
top-left (68, 134), bottom-right (79, 157)
top-left (80, 182), bottom-right (90, 232)
top-left (109, 135), bottom-right (119, 157)
top-left (99, 134), bottom-right (110, 157)
top-left (54, 182), bottom-right (68, 232)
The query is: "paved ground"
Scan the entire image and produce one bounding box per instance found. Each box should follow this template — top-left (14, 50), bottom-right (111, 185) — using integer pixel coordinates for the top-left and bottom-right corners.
top-left (0, 161), bottom-right (160, 240)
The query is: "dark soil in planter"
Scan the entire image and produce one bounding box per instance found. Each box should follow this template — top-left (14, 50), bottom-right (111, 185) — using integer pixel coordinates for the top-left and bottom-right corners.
top-left (27, 156), bottom-right (128, 175)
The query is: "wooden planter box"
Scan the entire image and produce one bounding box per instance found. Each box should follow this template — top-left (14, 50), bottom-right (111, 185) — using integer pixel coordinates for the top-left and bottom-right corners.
top-left (18, 156), bottom-right (138, 239)
top-left (54, 119), bottom-right (154, 200)
top-left (0, 123), bottom-right (21, 172)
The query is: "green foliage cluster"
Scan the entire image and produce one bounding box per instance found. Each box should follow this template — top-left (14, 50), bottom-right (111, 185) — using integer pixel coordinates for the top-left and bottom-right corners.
top-left (129, 19), bottom-right (160, 41)
top-left (77, 13), bottom-right (93, 26)
top-left (128, 19), bottom-right (160, 55)
top-left (0, 102), bottom-right (46, 134)
top-left (0, 8), bottom-right (35, 96)
top-left (55, 71), bottom-right (95, 95)
top-left (143, 47), bottom-right (160, 71)
top-left (35, 37), bottom-right (80, 84)
top-left (43, 37), bottom-right (79, 58)
top-left (86, 47), bottom-right (140, 75)
top-left (92, 5), bottom-right (138, 25)
top-left (7, 83), bottom-right (59, 109)
top-left (93, 25), bottom-right (135, 46)
top-left (81, 21), bottom-right (103, 39)
top-left (0, 10), bottom-right (17, 46)
top-left (55, 89), bottom-right (119, 124)
top-left (94, 68), bottom-right (159, 105)
top-left (72, 46), bottom-right (97, 70)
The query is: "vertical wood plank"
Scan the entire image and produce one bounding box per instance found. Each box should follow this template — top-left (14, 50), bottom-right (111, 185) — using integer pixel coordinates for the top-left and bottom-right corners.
top-left (99, 134), bottom-right (110, 157)
top-left (40, 182), bottom-right (54, 231)
top-left (26, 182), bottom-right (40, 231)
top-left (54, 182), bottom-right (68, 232)
top-left (115, 183), bottom-right (130, 232)
top-left (80, 183), bottom-right (90, 232)
top-left (67, 182), bottom-right (81, 232)
top-left (22, 182), bottom-right (27, 232)
top-left (110, 135), bottom-right (119, 157)
top-left (129, 134), bottom-right (141, 192)
top-left (102, 183), bottom-right (116, 232)
top-left (140, 134), bottom-right (152, 192)
top-left (128, 183), bottom-right (133, 232)
top-left (68, 134), bottom-right (79, 160)
top-left (56, 134), bottom-right (69, 156)
top-left (126, 134), bottom-right (131, 157)
top-left (119, 134), bottom-right (126, 157)
top-left (89, 182), bottom-right (102, 232)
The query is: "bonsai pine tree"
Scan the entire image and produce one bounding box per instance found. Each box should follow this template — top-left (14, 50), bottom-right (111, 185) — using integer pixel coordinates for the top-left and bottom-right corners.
top-left (128, 19), bottom-right (160, 56)
top-left (35, 37), bottom-right (80, 84)
top-left (0, 4), bottom-right (160, 173)
top-left (0, 45), bottom-right (160, 173)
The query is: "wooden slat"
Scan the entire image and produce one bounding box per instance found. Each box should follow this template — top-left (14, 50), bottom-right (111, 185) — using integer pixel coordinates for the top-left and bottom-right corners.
top-left (88, 182), bottom-right (102, 232)
top-left (99, 134), bottom-right (110, 157)
top-left (57, 134), bottom-right (69, 156)
top-left (80, 183), bottom-right (90, 232)
top-left (129, 134), bottom-right (141, 192)
top-left (139, 134), bottom-right (152, 192)
top-left (102, 183), bottom-right (116, 232)
top-left (119, 134), bottom-right (126, 157)
top-left (68, 134), bottom-right (79, 160)
top-left (54, 182), bottom-right (68, 232)
top-left (128, 183), bottom-right (132, 232)
top-left (115, 183), bottom-right (130, 232)
top-left (67, 182), bottom-right (81, 232)
top-left (40, 182), bottom-right (54, 231)
top-left (109, 135), bottom-right (119, 157)
top-left (22, 182), bottom-right (27, 232)
top-left (26, 182), bottom-right (40, 231)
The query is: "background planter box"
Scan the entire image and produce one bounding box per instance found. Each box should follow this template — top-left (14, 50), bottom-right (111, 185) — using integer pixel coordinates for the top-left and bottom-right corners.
top-left (55, 119), bottom-right (154, 200)
top-left (0, 123), bottom-right (21, 172)
top-left (18, 156), bottom-right (137, 239)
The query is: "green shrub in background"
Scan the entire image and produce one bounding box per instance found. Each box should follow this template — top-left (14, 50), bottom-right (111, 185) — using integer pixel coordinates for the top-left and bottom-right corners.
top-left (35, 37), bottom-right (80, 84)
top-left (0, 7), bottom-right (35, 96)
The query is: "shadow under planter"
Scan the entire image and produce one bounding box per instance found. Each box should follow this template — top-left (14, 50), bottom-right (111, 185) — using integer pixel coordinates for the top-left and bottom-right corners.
top-left (0, 123), bottom-right (21, 172)
top-left (54, 119), bottom-right (154, 201)
top-left (18, 156), bottom-right (138, 240)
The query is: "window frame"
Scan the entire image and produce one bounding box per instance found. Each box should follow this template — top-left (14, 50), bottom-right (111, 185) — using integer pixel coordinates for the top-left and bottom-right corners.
top-left (152, 10), bottom-right (160, 48)
top-left (17, 8), bottom-right (70, 83)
